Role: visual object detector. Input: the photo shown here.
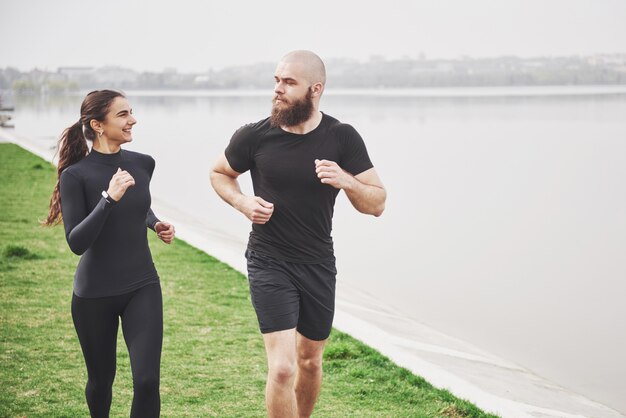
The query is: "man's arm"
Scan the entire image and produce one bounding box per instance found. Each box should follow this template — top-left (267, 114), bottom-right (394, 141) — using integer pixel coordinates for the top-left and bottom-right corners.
top-left (315, 160), bottom-right (386, 217)
top-left (210, 153), bottom-right (274, 224)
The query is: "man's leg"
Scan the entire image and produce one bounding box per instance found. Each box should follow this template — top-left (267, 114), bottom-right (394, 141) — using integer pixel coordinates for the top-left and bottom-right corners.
top-left (295, 332), bottom-right (327, 418)
top-left (263, 328), bottom-right (298, 418)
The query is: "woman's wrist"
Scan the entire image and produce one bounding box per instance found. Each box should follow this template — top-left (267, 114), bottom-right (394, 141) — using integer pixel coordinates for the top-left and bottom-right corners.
top-left (101, 190), bottom-right (118, 204)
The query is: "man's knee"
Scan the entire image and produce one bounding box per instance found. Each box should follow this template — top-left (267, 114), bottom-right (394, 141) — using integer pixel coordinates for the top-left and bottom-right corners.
top-left (269, 361), bottom-right (297, 385)
top-left (297, 353), bottom-right (323, 374)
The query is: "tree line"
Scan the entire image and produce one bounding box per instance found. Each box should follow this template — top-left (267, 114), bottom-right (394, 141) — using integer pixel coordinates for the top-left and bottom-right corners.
top-left (2, 54), bottom-right (625, 94)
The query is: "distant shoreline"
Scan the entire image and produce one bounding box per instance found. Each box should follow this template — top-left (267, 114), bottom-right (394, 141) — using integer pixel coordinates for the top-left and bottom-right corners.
top-left (4, 54), bottom-right (626, 94)
top-left (3, 84), bottom-right (626, 100)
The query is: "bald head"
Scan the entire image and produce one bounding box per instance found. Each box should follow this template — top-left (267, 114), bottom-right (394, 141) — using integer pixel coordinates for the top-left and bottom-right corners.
top-left (280, 50), bottom-right (326, 86)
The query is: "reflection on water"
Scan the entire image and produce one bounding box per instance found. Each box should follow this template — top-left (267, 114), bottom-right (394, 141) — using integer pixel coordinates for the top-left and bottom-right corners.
top-left (7, 88), bottom-right (626, 413)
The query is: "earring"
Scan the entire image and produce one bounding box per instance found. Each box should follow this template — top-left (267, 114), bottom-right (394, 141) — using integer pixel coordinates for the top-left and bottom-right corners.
top-left (98, 131), bottom-right (103, 137)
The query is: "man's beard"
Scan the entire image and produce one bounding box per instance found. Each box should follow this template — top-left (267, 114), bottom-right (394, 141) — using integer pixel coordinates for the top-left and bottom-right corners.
top-left (270, 88), bottom-right (314, 128)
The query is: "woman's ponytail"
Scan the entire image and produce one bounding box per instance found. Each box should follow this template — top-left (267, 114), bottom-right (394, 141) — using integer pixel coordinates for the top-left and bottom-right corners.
top-left (44, 120), bottom-right (88, 225)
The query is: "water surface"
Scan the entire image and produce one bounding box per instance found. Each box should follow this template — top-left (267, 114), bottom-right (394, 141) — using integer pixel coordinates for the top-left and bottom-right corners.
top-left (8, 86), bottom-right (626, 413)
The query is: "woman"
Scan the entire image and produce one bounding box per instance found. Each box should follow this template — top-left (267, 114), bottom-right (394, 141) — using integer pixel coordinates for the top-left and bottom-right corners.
top-left (45, 90), bottom-right (175, 417)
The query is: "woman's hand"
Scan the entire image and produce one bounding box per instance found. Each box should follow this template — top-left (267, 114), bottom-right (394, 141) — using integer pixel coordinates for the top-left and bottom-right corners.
top-left (155, 221), bottom-right (175, 244)
top-left (106, 168), bottom-right (135, 201)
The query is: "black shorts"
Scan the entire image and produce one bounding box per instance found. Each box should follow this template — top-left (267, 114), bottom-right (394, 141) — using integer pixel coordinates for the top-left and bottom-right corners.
top-left (245, 249), bottom-right (337, 341)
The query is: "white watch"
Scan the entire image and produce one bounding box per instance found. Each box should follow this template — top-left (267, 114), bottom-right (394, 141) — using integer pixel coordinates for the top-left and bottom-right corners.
top-left (101, 190), bottom-right (114, 204)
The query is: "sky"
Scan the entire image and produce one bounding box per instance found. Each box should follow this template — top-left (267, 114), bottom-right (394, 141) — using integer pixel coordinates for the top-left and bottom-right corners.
top-left (2, 0), bottom-right (626, 72)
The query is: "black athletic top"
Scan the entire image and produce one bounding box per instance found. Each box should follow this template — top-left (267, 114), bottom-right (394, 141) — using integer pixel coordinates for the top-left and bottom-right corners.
top-left (225, 113), bottom-right (373, 263)
top-left (60, 148), bottom-right (160, 298)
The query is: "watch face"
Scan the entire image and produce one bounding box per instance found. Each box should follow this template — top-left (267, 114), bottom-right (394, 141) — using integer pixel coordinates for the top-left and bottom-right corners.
top-left (101, 190), bottom-right (112, 203)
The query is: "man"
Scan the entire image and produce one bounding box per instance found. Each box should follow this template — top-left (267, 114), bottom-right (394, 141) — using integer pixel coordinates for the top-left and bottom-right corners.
top-left (210, 50), bottom-right (386, 417)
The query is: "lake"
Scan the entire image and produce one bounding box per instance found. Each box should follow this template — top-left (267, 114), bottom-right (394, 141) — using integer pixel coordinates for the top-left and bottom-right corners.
top-left (6, 86), bottom-right (626, 413)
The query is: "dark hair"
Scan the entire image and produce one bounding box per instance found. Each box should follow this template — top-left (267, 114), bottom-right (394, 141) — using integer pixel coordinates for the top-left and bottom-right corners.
top-left (44, 90), bottom-right (125, 225)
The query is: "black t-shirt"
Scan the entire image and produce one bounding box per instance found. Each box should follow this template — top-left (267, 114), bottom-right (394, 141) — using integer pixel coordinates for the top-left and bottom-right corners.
top-left (225, 113), bottom-right (373, 263)
top-left (60, 148), bottom-right (160, 298)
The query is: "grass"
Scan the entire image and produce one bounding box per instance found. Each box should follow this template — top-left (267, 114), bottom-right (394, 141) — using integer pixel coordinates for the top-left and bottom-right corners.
top-left (0, 143), bottom-right (499, 417)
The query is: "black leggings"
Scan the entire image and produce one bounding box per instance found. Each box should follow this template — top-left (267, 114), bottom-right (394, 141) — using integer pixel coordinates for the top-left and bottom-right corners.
top-left (72, 283), bottom-right (163, 418)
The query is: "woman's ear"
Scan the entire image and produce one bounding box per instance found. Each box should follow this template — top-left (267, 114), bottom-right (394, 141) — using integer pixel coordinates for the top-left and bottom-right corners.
top-left (89, 119), bottom-right (101, 133)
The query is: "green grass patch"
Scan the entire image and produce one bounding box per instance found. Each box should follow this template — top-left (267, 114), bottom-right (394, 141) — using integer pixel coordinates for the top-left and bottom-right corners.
top-left (3, 244), bottom-right (42, 259)
top-left (0, 143), bottom-right (498, 417)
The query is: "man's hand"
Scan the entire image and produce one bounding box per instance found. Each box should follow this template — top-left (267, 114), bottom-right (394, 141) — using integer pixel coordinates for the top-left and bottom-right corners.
top-left (235, 196), bottom-right (274, 224)
top-left (316, 160), bottom-right (386, 216)
top-left (314, 159), bottom-right (354, 190)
